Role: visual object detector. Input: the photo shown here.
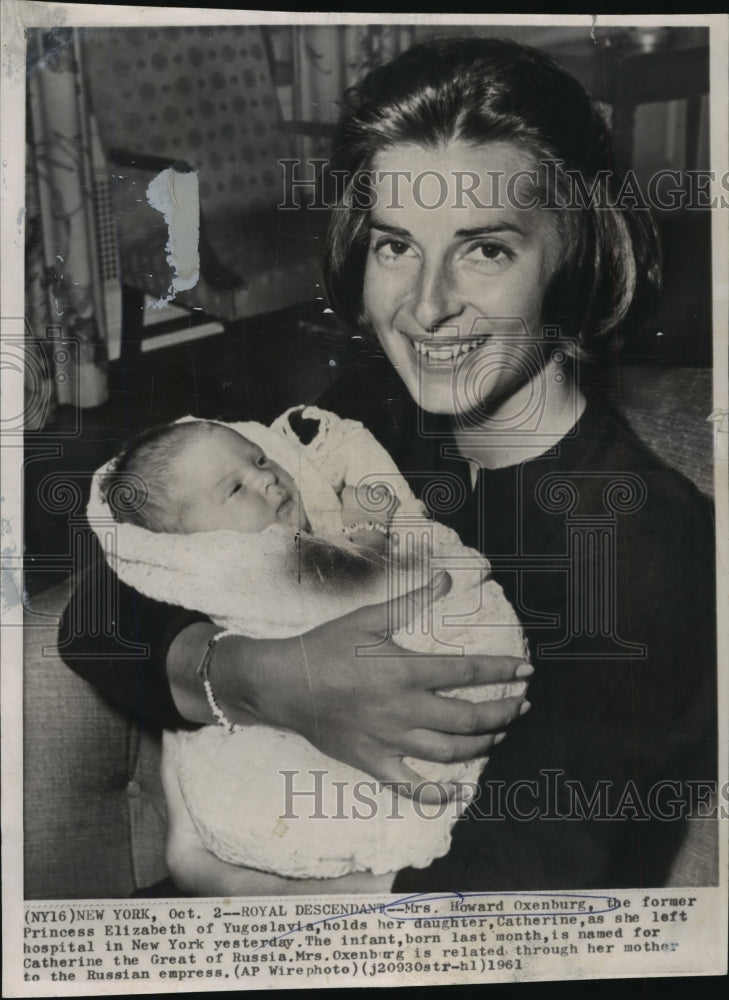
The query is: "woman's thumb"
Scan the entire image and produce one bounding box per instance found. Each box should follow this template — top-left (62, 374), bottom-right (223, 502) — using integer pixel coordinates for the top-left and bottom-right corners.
top-left (352, 571), bottom-right (451, 635)
top-left (429, 570), bottom-right (452, 600)
top-left (379, 756), bottom-right (462, 805)
top-left (387, 571), bottom-right (452, 633)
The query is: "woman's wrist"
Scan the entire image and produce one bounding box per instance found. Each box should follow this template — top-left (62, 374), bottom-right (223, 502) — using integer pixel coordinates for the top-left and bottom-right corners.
top-left (167, 621), bottom-right (301, 729)
top-left (197, 631), bottom-right (239, 732)
top-left (167, 623), bottom-right (256, 726)
top-left (212, 631), bottom-right (300, 729)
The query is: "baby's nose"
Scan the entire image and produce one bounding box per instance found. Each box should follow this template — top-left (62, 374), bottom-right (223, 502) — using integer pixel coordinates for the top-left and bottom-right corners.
top-left (262, 471), bottom-right (286, 497)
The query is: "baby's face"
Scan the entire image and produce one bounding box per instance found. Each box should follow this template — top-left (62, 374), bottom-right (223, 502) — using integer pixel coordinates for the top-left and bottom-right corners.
top-left (172, 425), bottom-right (306, 534)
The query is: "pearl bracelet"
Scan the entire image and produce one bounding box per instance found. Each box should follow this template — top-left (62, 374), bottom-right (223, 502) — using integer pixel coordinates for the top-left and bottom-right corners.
top-left (342, 520), bottom-right (389, 536)
top-left (197, 630), bottom-right (237, 734)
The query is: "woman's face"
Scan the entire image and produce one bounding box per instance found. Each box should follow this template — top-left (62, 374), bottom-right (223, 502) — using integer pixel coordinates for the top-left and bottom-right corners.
top-left (362, 140), bottom-right (563, 417)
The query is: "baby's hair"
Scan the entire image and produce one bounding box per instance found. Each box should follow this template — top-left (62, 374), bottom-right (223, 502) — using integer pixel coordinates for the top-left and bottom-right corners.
top-left (101, 421), bottom-right (214, 532)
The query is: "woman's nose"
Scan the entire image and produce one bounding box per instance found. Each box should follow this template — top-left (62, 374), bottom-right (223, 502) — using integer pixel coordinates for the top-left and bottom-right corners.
top-left (411, 260), bottom-right (464, 332)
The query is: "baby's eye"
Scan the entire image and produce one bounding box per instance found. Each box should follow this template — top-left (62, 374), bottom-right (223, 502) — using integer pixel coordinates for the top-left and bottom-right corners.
top-left (462, 241), bottom-right (513, 273)
top-left (229, 483), bottom-right (242, 497)
top-left (254, 452), bottom-right (269, 468)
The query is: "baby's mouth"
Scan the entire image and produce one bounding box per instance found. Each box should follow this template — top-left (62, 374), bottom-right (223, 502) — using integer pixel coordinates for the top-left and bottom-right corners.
top-left (277, 491), bottom-right (301, 518)
top-left (278, 492), bottom-right (310, 531)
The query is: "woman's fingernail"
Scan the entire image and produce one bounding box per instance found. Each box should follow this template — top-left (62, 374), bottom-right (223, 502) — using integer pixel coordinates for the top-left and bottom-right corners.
top-left (494, 732), bottom-right (507, 745)
top-left (515, 663), bottom-right (534, 678)
top-left (431, 571), bottom-right (447, 587)
top-left (519, 700), bottom-right (532, 717)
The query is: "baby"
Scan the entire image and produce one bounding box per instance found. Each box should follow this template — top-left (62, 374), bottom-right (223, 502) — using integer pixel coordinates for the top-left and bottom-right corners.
top-left (90, 407), bottom-right (529, 894)
top-left (103, 415), bottom-right (388, 545)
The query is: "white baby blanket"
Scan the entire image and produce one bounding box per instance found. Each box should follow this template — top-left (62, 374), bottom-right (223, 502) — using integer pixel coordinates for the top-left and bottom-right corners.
top-left (88, 407), bottom-right (528, 878)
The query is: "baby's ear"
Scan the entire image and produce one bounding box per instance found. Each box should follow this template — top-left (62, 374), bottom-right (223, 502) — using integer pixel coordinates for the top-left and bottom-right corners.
top-left (287, 408), bottom-right (320, 445)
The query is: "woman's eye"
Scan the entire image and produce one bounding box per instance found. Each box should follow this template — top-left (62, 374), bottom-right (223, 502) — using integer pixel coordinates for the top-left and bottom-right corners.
top-left (462, 242), bottom-right (513, 272)
top-left (371, 238), bottom-right (418, 266)
top-left (478, 243), bottom-right (506, 259)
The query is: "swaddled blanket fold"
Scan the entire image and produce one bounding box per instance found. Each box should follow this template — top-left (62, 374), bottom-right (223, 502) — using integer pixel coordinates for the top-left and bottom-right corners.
top-left (87, 406), bottom-right (529, 878)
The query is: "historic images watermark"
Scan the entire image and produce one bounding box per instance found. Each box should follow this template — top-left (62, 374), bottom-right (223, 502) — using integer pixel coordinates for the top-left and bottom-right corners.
top-left (279, 769), bottom-right (725, 823)
top-left (279, 159), bottom-right (729, 213)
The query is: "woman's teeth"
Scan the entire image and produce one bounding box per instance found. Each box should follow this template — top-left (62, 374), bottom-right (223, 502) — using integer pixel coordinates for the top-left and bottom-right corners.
top-left (411, 337), bottom-right (486, 361)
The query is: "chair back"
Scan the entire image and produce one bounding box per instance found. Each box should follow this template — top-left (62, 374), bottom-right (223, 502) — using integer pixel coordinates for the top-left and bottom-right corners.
top-left (81, 26), bottom-right (293, 220)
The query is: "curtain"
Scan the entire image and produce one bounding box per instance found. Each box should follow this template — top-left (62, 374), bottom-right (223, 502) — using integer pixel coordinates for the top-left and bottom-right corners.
top-left (25, 28), bottom-right (111, 429)
top-left (291, 25), bottom-right (416, 160)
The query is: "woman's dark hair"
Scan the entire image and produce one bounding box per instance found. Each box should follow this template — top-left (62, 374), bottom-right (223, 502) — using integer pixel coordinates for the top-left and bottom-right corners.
top-left (324, 36), bottom-right (660, 357)
top-left (100, 421), bottom-right (212, 532)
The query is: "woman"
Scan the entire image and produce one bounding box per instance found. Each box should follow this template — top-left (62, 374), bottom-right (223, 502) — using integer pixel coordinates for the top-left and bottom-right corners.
top-left (62, 36), bottom-right (717, 891)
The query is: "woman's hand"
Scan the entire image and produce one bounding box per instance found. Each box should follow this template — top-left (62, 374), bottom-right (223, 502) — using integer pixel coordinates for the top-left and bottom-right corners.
top-left (168, 573), bottom-right (531, 803)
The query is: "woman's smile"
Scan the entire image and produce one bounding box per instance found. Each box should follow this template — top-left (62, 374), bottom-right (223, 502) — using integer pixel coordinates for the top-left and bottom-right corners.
top-left (362, 140), bottom-right (564, 419)
top-left (407, 334), bottom-right (488, 362)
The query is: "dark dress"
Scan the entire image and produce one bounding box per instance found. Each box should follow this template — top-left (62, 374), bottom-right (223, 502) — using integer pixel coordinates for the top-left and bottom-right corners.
top-left (61, 356), bottom-right (718, 889)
